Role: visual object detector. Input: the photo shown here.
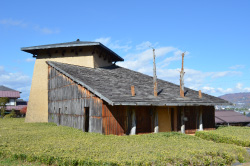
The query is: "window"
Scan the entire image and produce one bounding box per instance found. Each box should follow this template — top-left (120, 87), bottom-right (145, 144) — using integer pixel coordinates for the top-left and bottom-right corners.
top-left (6, 99), bottom-right (15, 106)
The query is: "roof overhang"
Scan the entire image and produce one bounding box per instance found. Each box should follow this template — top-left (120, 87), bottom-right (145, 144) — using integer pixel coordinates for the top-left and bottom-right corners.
top-left (21, 41), bottom-right (124, 62)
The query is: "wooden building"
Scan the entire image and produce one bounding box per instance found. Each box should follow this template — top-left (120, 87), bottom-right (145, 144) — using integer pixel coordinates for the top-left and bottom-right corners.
top-left (22, 40), bottom-right (230, 135)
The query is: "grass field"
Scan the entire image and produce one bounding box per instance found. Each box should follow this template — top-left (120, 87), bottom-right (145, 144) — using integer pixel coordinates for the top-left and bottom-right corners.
top-left (0, 119), bottom-right (249, 165)
top-left (0, 156), bottom-right (44, 166)
top-left (196, 126), bottom-right (250, 147)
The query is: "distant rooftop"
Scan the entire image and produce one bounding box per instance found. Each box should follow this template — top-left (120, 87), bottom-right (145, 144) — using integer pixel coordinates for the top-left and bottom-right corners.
top-left (0, 85), bottom-right (20, 98)
top-left (215, 110), bottom-right (250, 124)
top-left (0, 85), bottom-right (18, 92)
top-left (21, 39), bottom-right (124, 62)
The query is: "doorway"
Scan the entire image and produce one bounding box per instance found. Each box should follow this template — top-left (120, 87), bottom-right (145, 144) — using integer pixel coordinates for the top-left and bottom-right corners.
top-left (84, 107), bottom-right (89, 132)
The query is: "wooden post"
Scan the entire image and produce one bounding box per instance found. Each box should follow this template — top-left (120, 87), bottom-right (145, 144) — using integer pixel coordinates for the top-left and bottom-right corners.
top-left (180, 53), bottom-right (185, 97)
top-left (174, 109), bottom-right (178, 131)
top-left (154, 109), bottom-right (159, 133)
top-left (152, 48), bottom-right (158, 97)
top-left (199, 107), bottom-right (203, 131)
top-left (199, 90), bottom-right (202, 98)
top-left (181, 107), bottom-right (185, 134)
top-left (130, 110), bottom-right (136, 135)
top-left (131, 86), bottom-right (135, 96)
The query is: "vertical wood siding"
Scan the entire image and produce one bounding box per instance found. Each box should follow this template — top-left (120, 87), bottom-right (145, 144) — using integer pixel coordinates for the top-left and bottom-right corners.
top-left (48, 66), bottom-right (102, 133)
top-left (48, 66), bottom-right (215, 135)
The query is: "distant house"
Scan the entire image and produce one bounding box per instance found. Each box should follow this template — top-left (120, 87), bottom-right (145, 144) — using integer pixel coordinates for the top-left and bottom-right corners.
top-left (215, 110), bottom-right (250, 126)
top-left (0, 85), bottom-right (27, 115)
top-left (21, 40), bottom-right (230, 135)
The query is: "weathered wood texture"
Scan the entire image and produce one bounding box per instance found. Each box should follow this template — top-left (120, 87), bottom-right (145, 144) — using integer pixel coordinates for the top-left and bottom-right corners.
top-left (48, 66), bottom-right (102, 133)
top-left (202, 106), bottom-right (215, 129)
top-left (102, 104), bottom-right (154, 135)
top-left (48, 66), bottom-right (215, 135)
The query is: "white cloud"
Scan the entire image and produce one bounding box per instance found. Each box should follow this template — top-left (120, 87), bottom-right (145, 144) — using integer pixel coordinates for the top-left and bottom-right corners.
top-left (34, 25), bottom-right (60, 34)
top-left (136, 41), bottom-right (152, 50)
top-left (236, 83), bottom-right (243, 90)
top-left (95, 37), bottom-right (111, 45)
top-left (217, 88), bottom-right (234, 94)
top-left (25, 58), bottom-right (35, 62)
top-left (95, 37), bottom-right (132, 52)
top-left (230, 65), bottom-right (245, 70)
top-left (209, 71), bottom-right (241, 78)
top-left (202, 86), bottom-right (216, 94)
top-left (0, 66), bottom-right (31, 100)
top-left (201, 83), bottom-right (250, 96)
top-left (0, 18), bottom-right (27, 27)
top-left (0, 18), bottom-right (60, 35)
top-left (244, 87), bottom-right (250, 91)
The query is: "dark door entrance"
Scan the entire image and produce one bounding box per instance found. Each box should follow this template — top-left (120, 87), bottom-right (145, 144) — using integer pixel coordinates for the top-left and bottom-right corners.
top-left (136, 108), bottom-right (152, 134)
top-left (84, 107), bottom-right (89, 132)
top-left (58, 108), bottom-right (61, 125)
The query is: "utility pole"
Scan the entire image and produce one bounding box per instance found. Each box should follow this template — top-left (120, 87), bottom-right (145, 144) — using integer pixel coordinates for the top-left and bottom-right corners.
top-left (151, 47), bottom-right (158, 97)
top-left (180, 52), bottom-right (185, 97)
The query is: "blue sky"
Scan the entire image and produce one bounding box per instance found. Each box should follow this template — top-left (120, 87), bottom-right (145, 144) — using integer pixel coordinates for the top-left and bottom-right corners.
top-left (0, 0), bottom-right (250, 100)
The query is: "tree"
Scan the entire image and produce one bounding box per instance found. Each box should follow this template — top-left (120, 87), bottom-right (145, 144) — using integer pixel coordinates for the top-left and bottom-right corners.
top-left (20, 106), bottom-right (27, 117)
top-left (0, 97), bottom-right (9, 118)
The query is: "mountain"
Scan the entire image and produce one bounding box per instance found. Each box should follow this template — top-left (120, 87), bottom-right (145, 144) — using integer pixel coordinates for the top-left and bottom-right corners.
top-left (219, 92), bottom-right (250, 108)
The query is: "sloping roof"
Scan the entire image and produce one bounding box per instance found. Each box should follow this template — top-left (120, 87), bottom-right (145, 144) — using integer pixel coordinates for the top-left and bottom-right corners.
top-left (21, 40), bottom-right (124, 62)
top-left (0, 85), bottom-right (17, 91)
top-left (47, 61), bottom-right (230, 106)
top-left (0, 85), bottom-right (20, 98)
top-left (215, 110), bottom-right (250, 124)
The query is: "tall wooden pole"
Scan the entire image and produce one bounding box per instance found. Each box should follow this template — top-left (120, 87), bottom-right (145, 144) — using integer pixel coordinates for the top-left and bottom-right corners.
top-left (180, 52), bottom-right (185, 97)
top-left (153, 48), bottom-right (158, 97)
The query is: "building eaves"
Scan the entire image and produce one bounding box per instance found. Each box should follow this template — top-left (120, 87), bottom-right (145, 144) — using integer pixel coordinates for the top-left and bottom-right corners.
top-left (21, 40), bottom-right (124, 62)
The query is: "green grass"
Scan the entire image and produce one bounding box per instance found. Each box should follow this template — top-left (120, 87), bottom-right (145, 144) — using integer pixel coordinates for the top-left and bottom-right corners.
top-left (196, 126), bottom-right (250, 147)
top-left (0, 119), bottom-right (249, 165)
top-left (0, 156), bottom-right (44, 166)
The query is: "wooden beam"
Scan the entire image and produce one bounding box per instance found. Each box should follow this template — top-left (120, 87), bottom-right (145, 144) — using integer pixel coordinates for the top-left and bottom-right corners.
top-left (181, 107), bottom-right (185, 134)
top-left (199, 107), bottom-right (203, 131)
top-left (199, 90), bottom-right (202, 98)
top-left (130, 109), bottom-right (136, 135)
top-left (180, 52), bottom-right (185, 97)
top-left (131, 86), bottom-right (135, 96)
top-left (152, 48), bottom-right (158, 97)
top-left (154, 108), bottom-right (159, 133)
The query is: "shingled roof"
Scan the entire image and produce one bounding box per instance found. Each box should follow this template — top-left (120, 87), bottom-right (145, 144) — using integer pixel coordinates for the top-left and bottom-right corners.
top-left (215, 110), bottom-right (250, 124)
top-left (47, 61), bottom-right (231, 106)
top-left (21, 40), bottom-right (124, 62)
top-left (0, 85), bottom-right (17, 91)
top-left (0, 85), bottom-right (20, 98)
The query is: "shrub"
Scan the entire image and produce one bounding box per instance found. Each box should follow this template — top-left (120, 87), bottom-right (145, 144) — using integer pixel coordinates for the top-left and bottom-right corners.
top-left (196, 126), bottom-right (250, 147)
top-left (20, 106), bottom-right (27, 115)
top-left (0, 107), bottom-right (5, 118)
top-left (4, 109), bottom-right (16, 118)
top-left (0, 119), bottom-right (249, 165)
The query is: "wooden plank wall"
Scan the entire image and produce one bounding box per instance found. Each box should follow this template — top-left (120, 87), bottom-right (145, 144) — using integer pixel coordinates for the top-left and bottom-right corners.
top-left (102, 104), bottom-right (127, 135)
top-left (202, 106), bottom-right (215, 129)
top-left (177, 106), bottom-right (215, 134)
top-left (48, 66), bottom-right (103, 133)
top-left (102, 105), bottom-right (154, 135)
